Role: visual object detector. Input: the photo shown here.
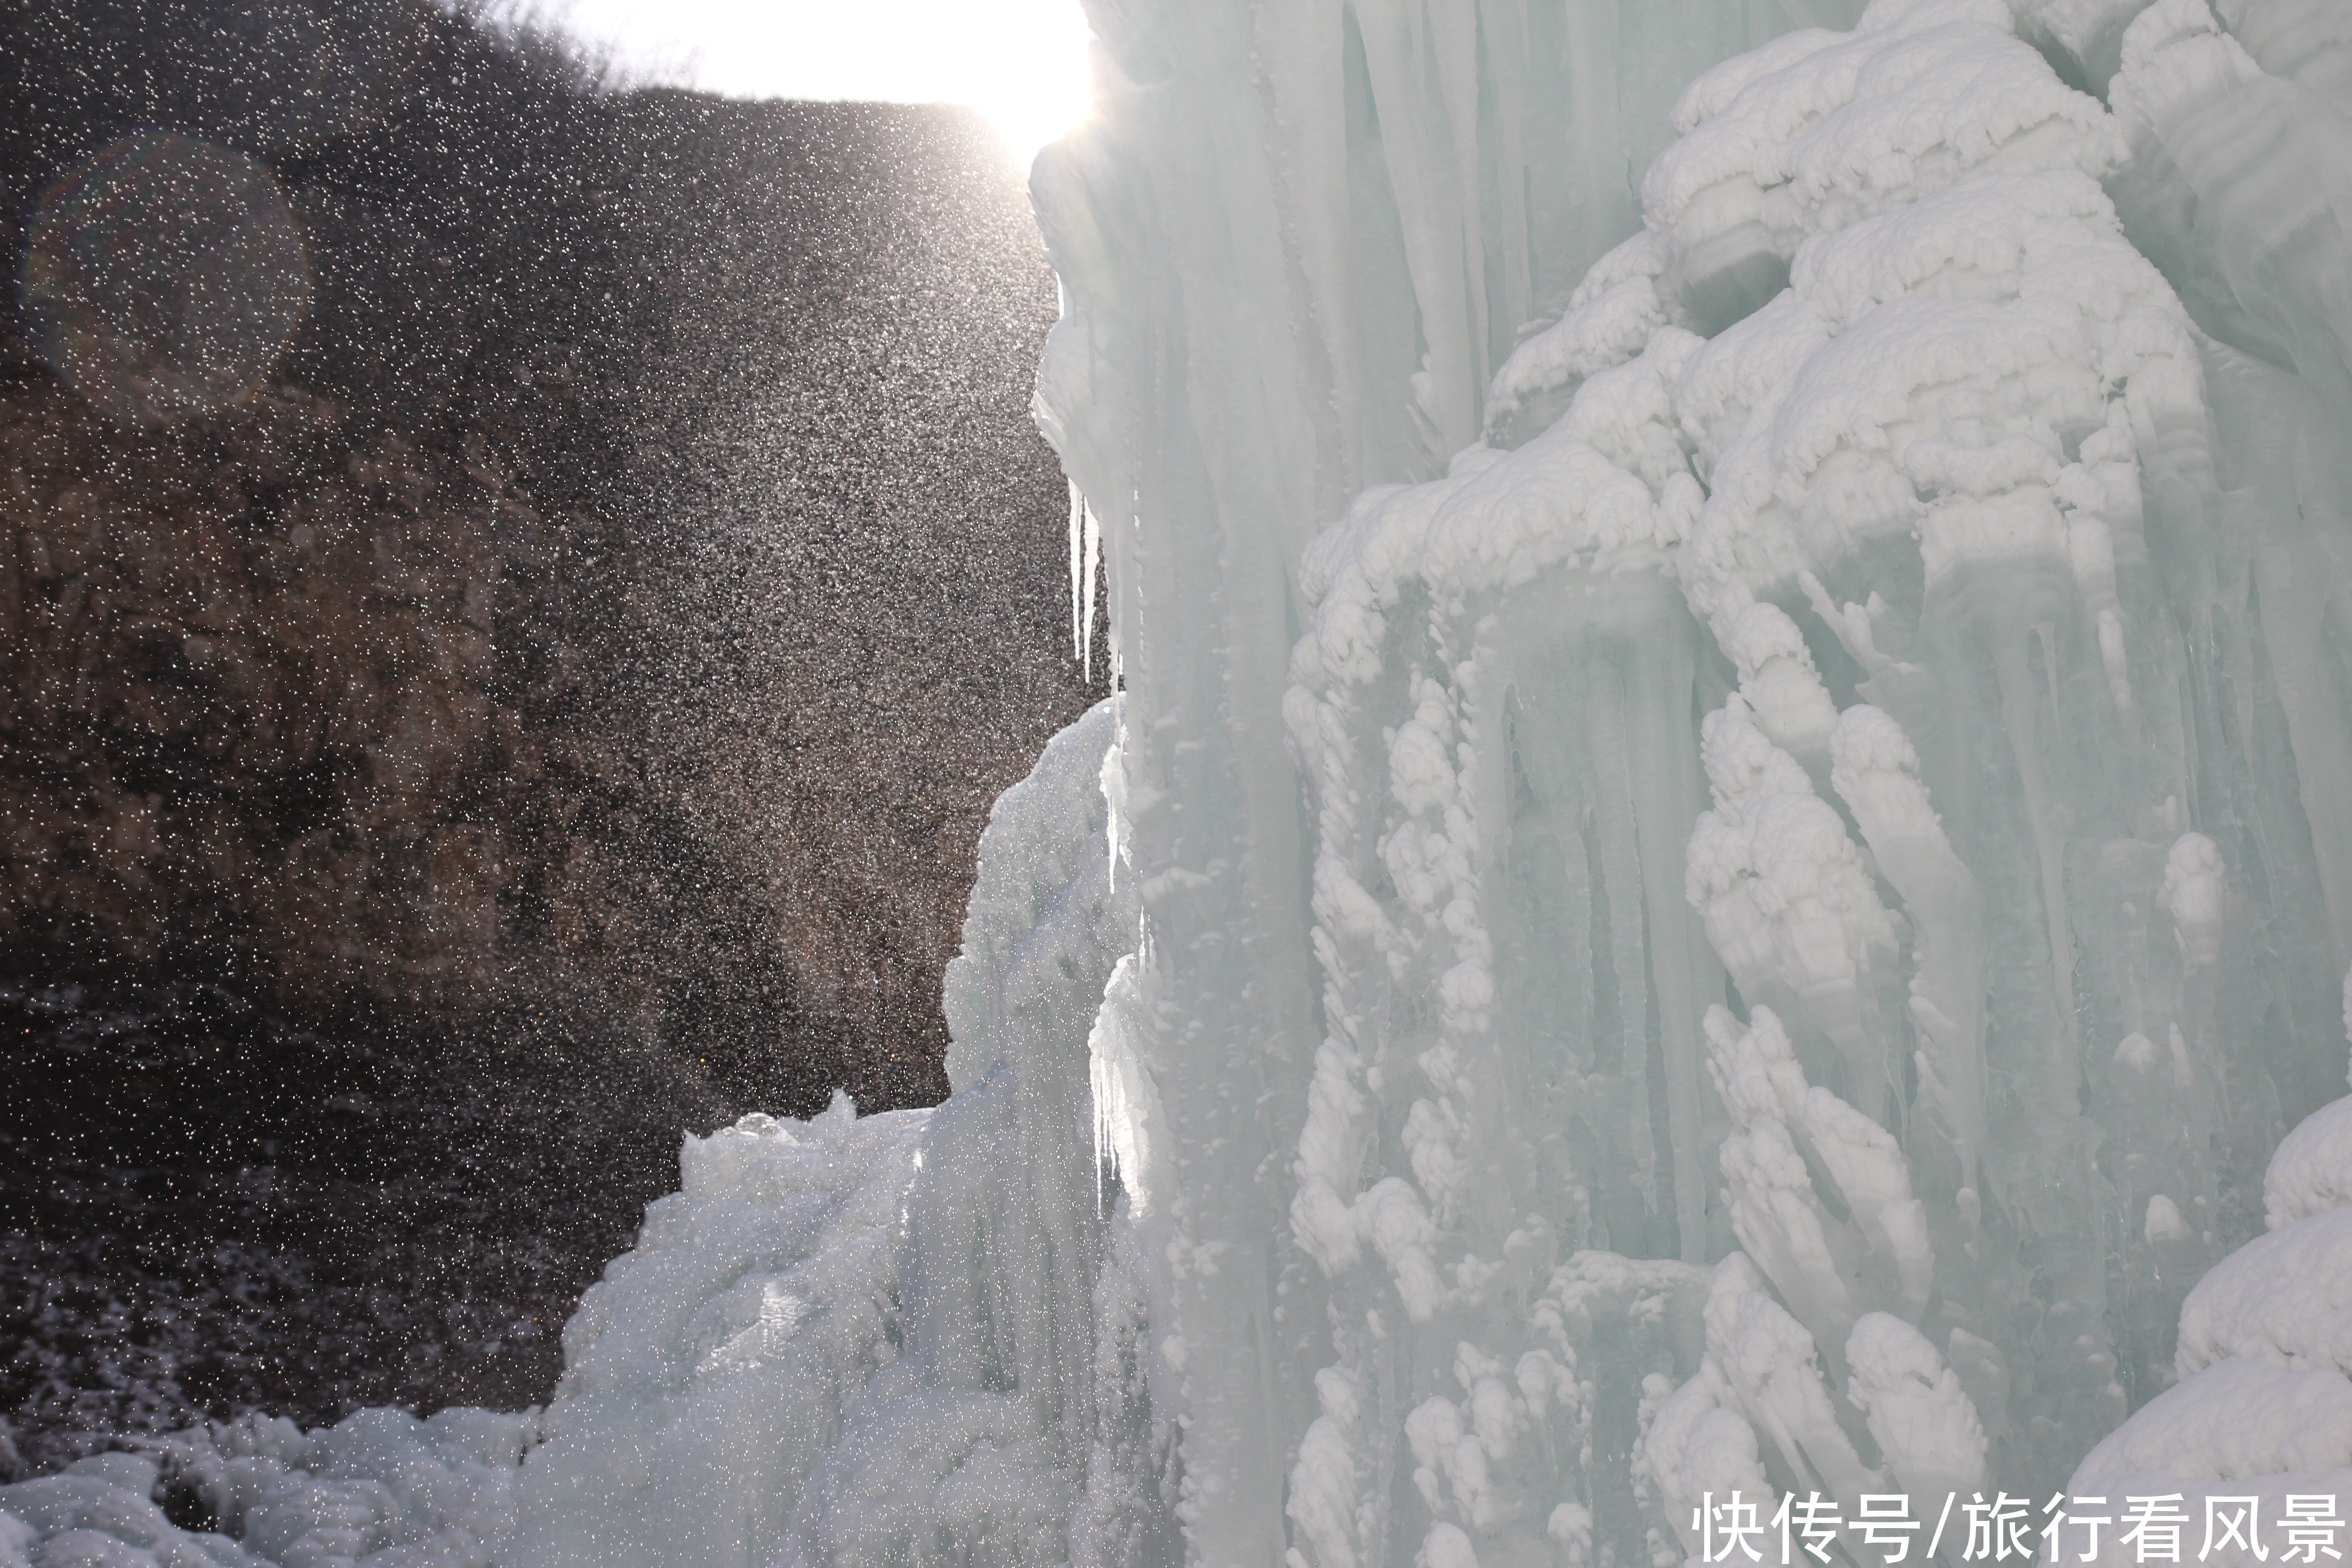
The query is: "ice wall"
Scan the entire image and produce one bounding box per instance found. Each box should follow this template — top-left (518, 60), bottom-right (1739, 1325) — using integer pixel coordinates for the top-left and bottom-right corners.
top-left (1033, 0), bottom-right (2352, 1564)
top-left (2053, 970), bottom-right (2352, 1566)
top-left (1031, 3), bottom-right (1877, 1558)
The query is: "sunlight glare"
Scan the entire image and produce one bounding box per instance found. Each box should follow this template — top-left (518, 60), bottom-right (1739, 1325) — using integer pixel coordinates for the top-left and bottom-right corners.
top-left (542, 0), bottom-right (1093, 165)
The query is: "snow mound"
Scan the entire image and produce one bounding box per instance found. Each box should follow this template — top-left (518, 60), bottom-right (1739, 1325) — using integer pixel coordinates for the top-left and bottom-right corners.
top-left (0, 1409), bottom-right (530, 1568)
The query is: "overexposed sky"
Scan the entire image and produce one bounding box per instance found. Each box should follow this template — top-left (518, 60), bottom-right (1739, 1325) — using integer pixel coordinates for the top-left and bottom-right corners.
top-left (545, 0), bottom-right (1093, 163)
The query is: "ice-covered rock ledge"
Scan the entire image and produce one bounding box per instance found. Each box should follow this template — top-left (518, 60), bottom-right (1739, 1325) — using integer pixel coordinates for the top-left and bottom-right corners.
top-left (14, 0), bottom-right (2352, 1565)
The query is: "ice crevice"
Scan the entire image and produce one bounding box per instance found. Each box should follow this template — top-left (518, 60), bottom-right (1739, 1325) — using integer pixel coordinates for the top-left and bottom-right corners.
top-left (12, 0), bottom-right (2352, 1565)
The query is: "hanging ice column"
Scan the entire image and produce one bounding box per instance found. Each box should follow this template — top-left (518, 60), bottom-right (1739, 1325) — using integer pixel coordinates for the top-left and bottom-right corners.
top-left (1036, 0), bottom-right (2352, 1565)
top-left (1034, 0), bottom-right (1887, 1558)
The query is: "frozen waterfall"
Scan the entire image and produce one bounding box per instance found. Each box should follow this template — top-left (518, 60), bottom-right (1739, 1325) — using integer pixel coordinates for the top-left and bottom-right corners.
top-left (11, 1), bottom-right (2352, 1566)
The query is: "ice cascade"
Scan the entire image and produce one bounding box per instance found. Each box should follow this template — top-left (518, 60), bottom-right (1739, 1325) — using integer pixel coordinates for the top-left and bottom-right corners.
top-left (1030, 0), bottom-right (2352, 1562)
top-left (10, 0), bottom-right (2352, 1566)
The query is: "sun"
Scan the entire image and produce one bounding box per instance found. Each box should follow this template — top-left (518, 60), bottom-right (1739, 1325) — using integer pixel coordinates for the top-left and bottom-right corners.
top-left (959, 18), bottom-right (1095, 165)
top-left (538, 0), bottom-right (1094, 167)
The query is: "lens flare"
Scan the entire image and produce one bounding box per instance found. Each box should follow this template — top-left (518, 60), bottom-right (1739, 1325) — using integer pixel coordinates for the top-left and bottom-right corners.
top-left (21, 133), bottom-right (312, 426)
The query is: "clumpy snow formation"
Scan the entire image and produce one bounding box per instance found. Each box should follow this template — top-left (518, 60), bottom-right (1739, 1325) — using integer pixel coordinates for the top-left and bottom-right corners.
top-left (15, 1), bottom-right (2352, 1566)
top-left (510, 1096), bottom-right (928, 1568)
top-left (2060, 977), bottom-right (2352, 1564)
top-left (0, 1410), bottom-right (531, 1568)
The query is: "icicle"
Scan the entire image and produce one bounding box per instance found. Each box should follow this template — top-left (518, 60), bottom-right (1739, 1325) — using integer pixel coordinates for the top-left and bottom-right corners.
top-left (1829, 705), bottom-right (1987, 1195)
top-left (1100, 707), bottom-right (1124, 894)
top-left (1068, 479), bottom-right (1088, 663)
top-left (1082, 495), bottom-right (1102, 682)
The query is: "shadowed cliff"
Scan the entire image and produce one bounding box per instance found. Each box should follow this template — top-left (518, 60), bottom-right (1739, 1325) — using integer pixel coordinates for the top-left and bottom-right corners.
top-left (1, 0), bottom-right (1089, 1469)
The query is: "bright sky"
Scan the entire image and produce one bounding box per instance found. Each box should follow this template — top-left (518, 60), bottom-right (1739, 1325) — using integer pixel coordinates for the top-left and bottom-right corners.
top-left (545, 0), bottom-right (1094, 164)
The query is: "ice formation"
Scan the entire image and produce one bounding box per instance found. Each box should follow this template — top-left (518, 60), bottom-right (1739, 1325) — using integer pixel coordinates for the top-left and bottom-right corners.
top-left (2058, 970), bottom-right (2352, 1565)
top-left (12, 0), bottom-right (2352, 1565)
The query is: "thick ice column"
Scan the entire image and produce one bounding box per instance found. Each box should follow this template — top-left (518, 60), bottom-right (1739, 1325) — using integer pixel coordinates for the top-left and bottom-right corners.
top-left (1033, 6), bottom-right (1860, 1563)
top-left (935, 701), bottom-right (1136, 1445)
top-left (1641, 0), bottom-right (2320, 1478)
top-left (1828, 706), bottom-right (1985, 1196)
top-left (1280, 314), bottom-right (1742, 1568)
top-left (1034, 10), bottom-right (1334, 1553)
top-left (2109, 0), bottom-right (2352, 990)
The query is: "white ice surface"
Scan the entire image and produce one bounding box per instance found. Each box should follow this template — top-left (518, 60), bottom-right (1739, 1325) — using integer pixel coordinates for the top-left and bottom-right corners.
top-left (2059, 964), bottom-right (2352, 1560)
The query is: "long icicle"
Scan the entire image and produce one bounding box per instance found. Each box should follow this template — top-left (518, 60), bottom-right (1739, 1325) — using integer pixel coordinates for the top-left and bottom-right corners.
top-left (1067, 478), bottom-right (1087, 663)
top-left (1082, 496), bottom-right (1102, 682)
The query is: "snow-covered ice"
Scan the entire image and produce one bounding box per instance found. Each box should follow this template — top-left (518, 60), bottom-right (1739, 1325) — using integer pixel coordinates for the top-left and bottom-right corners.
top-left (2061, 970), bottom-right (2352, 1563)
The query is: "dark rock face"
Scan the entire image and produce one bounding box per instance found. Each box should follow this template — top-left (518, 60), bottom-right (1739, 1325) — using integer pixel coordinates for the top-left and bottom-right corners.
top-left (0, 359), bottom-right (515, 1009)
top-left (0, 0), bottom-right (1088, 1099)
top-left (1, 978), bottom-right (723, 1473)
top-left (0, 0), bottom-right (1089, 1469)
